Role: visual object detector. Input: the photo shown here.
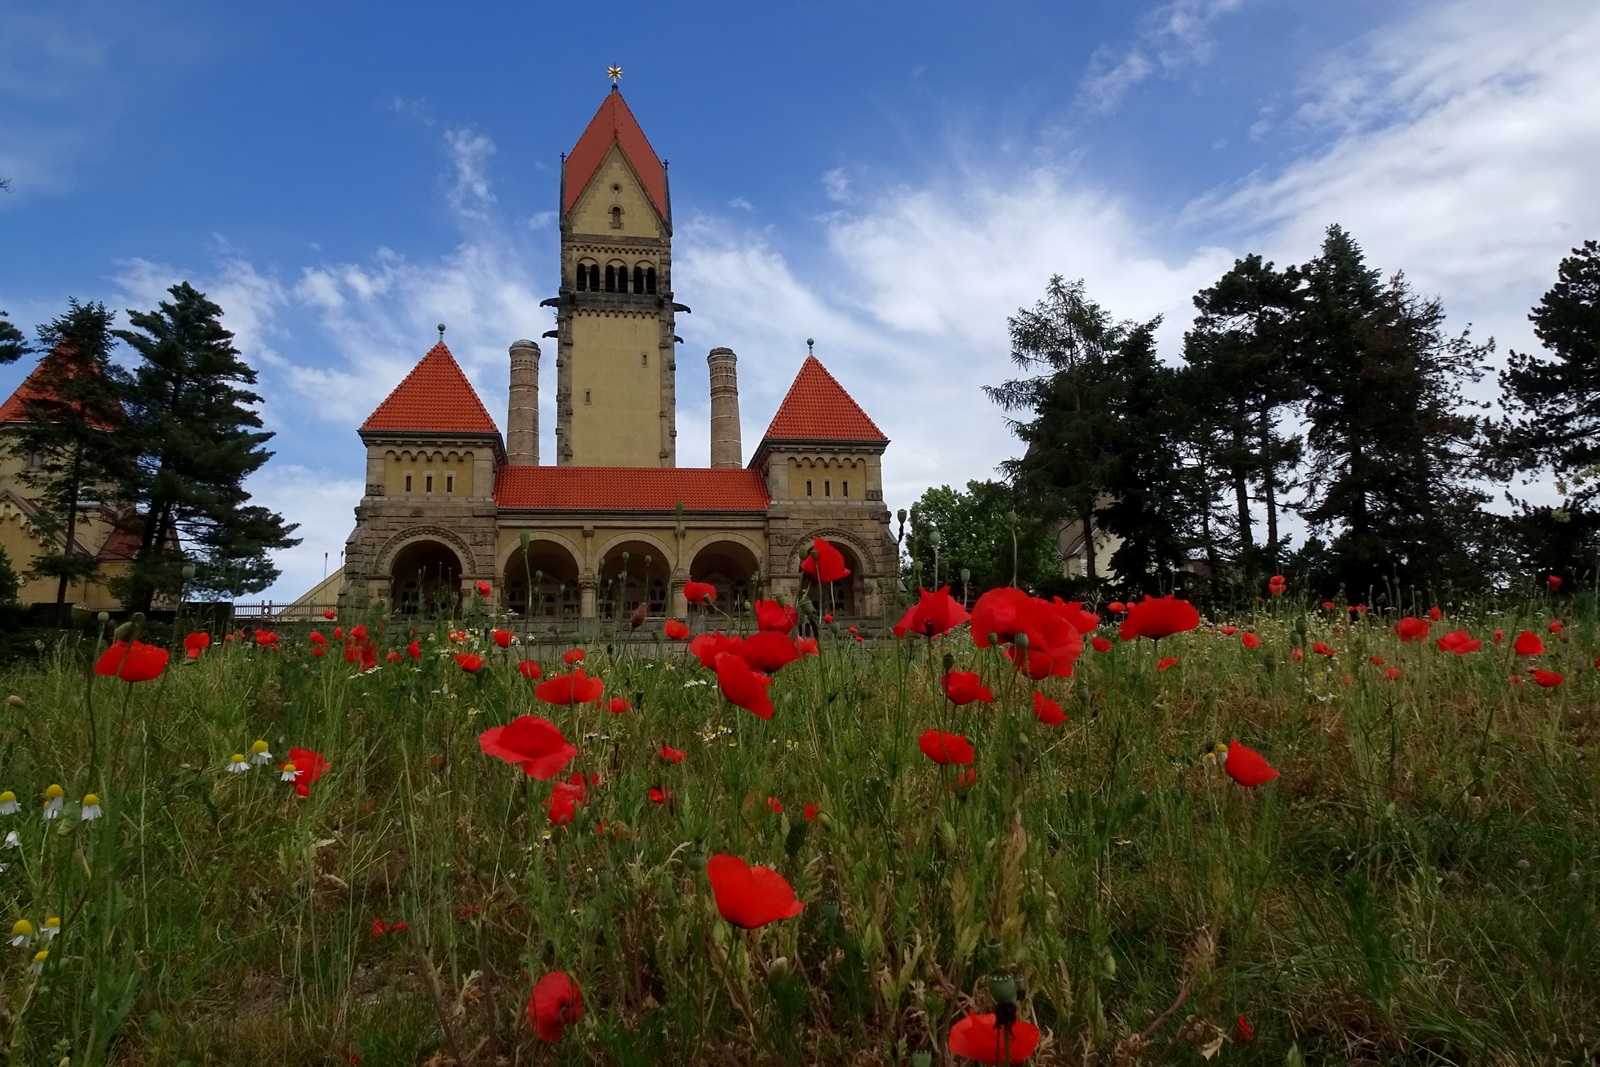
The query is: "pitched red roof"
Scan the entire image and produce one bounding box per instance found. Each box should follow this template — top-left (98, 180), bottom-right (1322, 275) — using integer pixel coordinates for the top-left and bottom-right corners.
top-left (0, 347), bottom-right (117, 429)
top-left (360, 342), bottom-right (499, 436)
top-left (495, 466), bottom-right (770, 511)
top-left (760, 356), bottom-right (887, 443)
top-left (563, 89), bottom-right (667, 220)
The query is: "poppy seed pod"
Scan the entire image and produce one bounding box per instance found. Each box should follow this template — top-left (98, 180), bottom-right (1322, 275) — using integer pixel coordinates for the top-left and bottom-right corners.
top-left (97, 611), bottom-right (110, 623)
top-left (687, 853), bottom-right (707, 872)
top-left (182, 564), bottom-right (197, 580)
top-left (820, 898), bottom-right (841, 922)
top-left (987, 972), bottom-right (1018, 1006)
top-left (1293, 615), bottom-right (1308, 637)
top-left (938, 819), bottom-right (957, 854)
top-left (942, 652), bottom-right (955, 673)
top-left (911, 1051), bottom-right (933, 1067)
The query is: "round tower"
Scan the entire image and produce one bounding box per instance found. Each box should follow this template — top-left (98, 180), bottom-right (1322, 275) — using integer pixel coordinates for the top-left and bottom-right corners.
top-left (707, 347), bottom-right (742, 469)
top-left (507, 339), bottom-right (540, 465)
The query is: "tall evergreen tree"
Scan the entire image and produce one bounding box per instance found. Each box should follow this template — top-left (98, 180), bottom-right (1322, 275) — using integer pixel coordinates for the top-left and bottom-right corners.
top-left (1294, 226), bottom-right (1492, 598)
top-left (5, 301), bottom-right (128, 607)
top-left (1496, 239), bottom-right (1600, 493)
top-left (1181, 255), bottom-right (1304, 570)
top-left (0, 311), bottom-right (29, 364)
top-left (112, 282), bottom-right (299, 609)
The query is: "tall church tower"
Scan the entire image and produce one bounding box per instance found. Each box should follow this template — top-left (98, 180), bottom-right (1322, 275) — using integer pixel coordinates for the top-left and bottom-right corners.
top-left (550, 87), bottom-right (679, 467)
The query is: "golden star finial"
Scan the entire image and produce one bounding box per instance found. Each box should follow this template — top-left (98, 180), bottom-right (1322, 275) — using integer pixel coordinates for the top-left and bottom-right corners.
top-left (607, 66), bottom-right (623, 86)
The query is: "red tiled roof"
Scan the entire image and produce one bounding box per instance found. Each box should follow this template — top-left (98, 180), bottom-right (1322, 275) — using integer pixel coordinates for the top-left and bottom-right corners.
top-left (495, 466), bottom-right (770, 511)
top-left (563, 89), bottom-right (668, 220)
top-left (360, 342), bottom-right (499, 436)
top-left (0, 347), bottom-right (118, 429)
top-left (760, 355), bottom-right (887, 443)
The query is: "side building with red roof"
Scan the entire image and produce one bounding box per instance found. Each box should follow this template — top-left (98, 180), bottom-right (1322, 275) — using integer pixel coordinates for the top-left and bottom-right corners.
top-left (338, 87), bottom-right (896, 622)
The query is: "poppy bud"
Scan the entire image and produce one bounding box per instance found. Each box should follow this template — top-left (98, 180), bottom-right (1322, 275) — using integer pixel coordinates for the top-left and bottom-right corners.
top-left (820, 898), bottom-right (841, 922)
top-left (97, 611), bottom-right (110, 624)
top-left (766, 956), bottom-right (791, 980)
top-left (1288, 630), bottom-right (1304, 648)
top-left (817, 812), bottom-right (835, 832)
top-left (1286, 1044), bottom-right (1305, 1067)
top-left (686, 852), bottom-right (707, 872)
top-left (911, 1052), bottom-right (933, 1067)
top-left (182, 564), bottom-right (197, 580)
top-left (986, 972), bottom-right (1017, 1006)
top-left (114, 621), bottom-right (135, 641)
top-left (942, 652), bottom-right (955, 673)
top-left (937, 819), bottom-right (957, 854)
top-left (1013, 631), bottom-right (1029, 649)
top-left (1074, 681), bottom-right (1090, 704)
top-left (1293, 615), bottom-right (1308, 638)
top-left (960, 568), bottom-right (970, 584)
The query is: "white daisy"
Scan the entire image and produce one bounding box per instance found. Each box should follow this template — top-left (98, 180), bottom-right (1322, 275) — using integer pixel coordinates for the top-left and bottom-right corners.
top-left (41, 784), bottom-right (64, 820)
top-left (41, 917), bottom-right (59, 941)
top-left (28, 949), bottom-right (46, 975)
top-left (280, 762), bottom-right (298, 782)
top-left (249, 739), bottom-right (272, 765)
top-left (227, 754), bottom-right (250, 773)
top-left (80, 793), bottom-right (103, 821)
top-left (0, 790), bottom-right (18, 815)
top-left (9, 919), bottom-right (32, 947)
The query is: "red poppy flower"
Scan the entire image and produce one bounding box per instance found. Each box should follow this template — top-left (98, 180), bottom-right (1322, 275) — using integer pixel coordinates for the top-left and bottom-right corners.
top-left (517, 660), bottom-right (543, 681)
top-left (1240, 632), bottom-right (1261, 650)
top-left (1549, 619), bottom-right (1564, 634)
top-left (1387, 667), bottom-right (1401, 680)
top-left (799, 538), bottom-right (850, 583)
top-left (491, 628), bottom-right (513, 648)
top-left (528, 972), bottom-right (583, 1041)
top-left (605, 696), bottom-right (631, 715)
top-left (1221, 740), bottom-right (1278, 787)
top-left (1435, 630), bottom-right (1481, 655)
top-left (478, 716), bottom-right (578, 779)
top-left (406, 639), bottom-right (421, 660)
top-left (255, 629), bottom-right (279, 646)
top-left (1370, 655), bottom-right (1384, 665)
top-left (893, 586), bottom-right (971, 638)
top-left (386, 651), bottom-right (403, 663)
top-left (1157, 656), bottom-right (1179, 672)
top-left (715, 652), bottom-right (774, 719)
top-left (1291, 647), bottom-right (1304, 662)
top-left (1118, 595), bottom-right (1201, 641)
top-left (1533, 669), bottom-right (1565, 688)
top-left (1321, 600), bottom-right (1335, 610)
top-left (1311, 642), bottom-right (1336, 657)
top-left (1493, 629), bottom-right (1504, 644)
top-left (1394, 617), bottom-right (1430, 642)
top-left (547, 778), bottom-right (585, 824)
top-left (183, 631), bottom-right (211, 659)
top-left (448, 629), bottom-right (467, 643)
top-left (741, 630), bottom-right (801, 673)
top-left (794, 635), bottom-right (820, 657)
top-left (454, 653), bottom-right (484, 673)
top-left (658, 745), bottom-right (686, 764)
top-left (766, 796), bottom-right (783, 815)
top-left (970, 587), bottom-right (1034, 646)
top-left (333, 627), bottom-right (344, 639)
top-left (972, 588), bottom-right (1083, 678)
top-left (1032, 691), bottom-right (1066, 725)
top-left (942, 670), bottom-right (994, 705)
top-left (562, 648), bottom-right (585, 665)
top-left (688, 631), bottom-right (743, 669)
top-left (1091, 636), bottom-right (1113, 653)
top-left (285, 747), bottom-right (330, 798)
top-left (649, 785), bottom-right (672, 804)
top-left (312, 647), bottom-right (327, 658)
top-left (1107, 600), bottom-right (1126, 613)
top-left (309, 631), bottom-right (328, 647)
top-left (535, 669), bottom-right (604, 705)
top-left (476, 581), bottom-right (492, 597)
top-left (1219, 625), bottom-right (1237, 636)
top-left (1513, 631), bottom-right (1544, 656)
top-left (663, 619), bottom-right (690, 640)
top-left (1267, 575), bottom-right (1287, 596)
top-left (706, 854), bottom-right (805, 929)
top-left (919, 729), bottom-right (974, 766)
top-left (1235, 1015), bottom-right (1254, 1043)
top-left (1547, 574), bottom-right (1562, 591)
top-left (94, 640), bottom-right (170, 683)
top-left (1428, 606), bottom-right (1443, 621)
top-left (754, 600), bottom-right (798, 634)
top-left (804, 802), bottom-right (820, 821)
top-left (947, 1012), bottom-right (1042, 1064)
top-left (323, 609), bottom-right (337, 620)
top-left (683, 579), bottom-right (717, 605)
top-left (1049, 598), bottom-right (1101, 635)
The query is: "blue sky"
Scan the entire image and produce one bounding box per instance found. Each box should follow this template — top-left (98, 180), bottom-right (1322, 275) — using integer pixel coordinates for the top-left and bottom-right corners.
top-left (4, 0), bottom-right (1598, 601)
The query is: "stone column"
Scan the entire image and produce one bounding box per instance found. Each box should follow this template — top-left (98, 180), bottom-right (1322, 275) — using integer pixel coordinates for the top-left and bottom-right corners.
top-left (579, 577), bottom-right (597, 619)
top-left (669, 577), bottom-right (687, 619)
top-left (507, 339), bottom-right (540, 465)
top-left (707, 347), bottom-right (742, 469)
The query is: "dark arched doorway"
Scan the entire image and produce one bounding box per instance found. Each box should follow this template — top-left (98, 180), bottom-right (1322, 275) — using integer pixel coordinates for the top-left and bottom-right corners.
top-left (504, 541), bottom-right (582, 619)
top-left (596, 540), bottom-right (671, 621)
top-left (389, 540), bottom-right (463, 616)
top-left (689, 540), bottom-right (762, 613)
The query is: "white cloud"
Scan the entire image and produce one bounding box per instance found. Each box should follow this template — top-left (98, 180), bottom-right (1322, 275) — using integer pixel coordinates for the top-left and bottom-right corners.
top-left (444, 128), bottom-right (497, 220)
top-left (821, 168), bottom-right (851, 203)
top-left (1078, 0), bottom-right (1246, 113)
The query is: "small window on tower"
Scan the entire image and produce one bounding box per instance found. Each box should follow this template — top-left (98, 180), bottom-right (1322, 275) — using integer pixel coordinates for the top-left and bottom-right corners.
top-left (576, 264), bottom-right (589, 291)
top-left (425, 474), bottom-right (434, 493)
top-left (806, 480), bottom-right (813, 497)
top-left (587, 263), bottom-right (600, 291)
top-left (611, 206), bottom-right (623, 229)
top-left (645, 267), bottom-right (657, 294)
top-left (585, 390), bottom-right (592, 404)
top-left (825, 481), bottom-right (831, 497)
top-left (633, 265), bottom-right (644, 293)
top-left (446, 474), bottom-right (454, 493)
top-left (604, 265), bottom-right (617, 292)
top-left (642, 353), bottom-right (648, 367)
top-left (843, 480), bottom-right (849, 497)
top-left (405, 474), bottom-right (412, 493)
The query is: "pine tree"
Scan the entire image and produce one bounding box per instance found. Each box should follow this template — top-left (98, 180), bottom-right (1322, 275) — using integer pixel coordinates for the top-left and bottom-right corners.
top-left (1496, 239), bottom-right (1600, 493)
top-left (112, 282), bottom-right (299, 610)
top-left (1294, 226), bottom-right (1492, 598)
top-left (0, 311), bottom-right (29, 364)
top-left (4, 301), bottom-right (128, 607)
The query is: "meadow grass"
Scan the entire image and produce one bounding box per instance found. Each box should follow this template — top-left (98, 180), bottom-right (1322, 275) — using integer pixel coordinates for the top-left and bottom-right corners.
top-left (0, 594), bottom-right (1596, 1066)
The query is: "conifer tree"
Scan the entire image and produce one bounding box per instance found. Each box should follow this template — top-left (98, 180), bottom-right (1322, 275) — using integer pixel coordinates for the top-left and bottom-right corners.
top-left (0, 311), bottom-right (28, 364)
top-left (5, 301), bottom-right (128, 607)
top-left (112, 282), bottom-right (299, 609)
top-left (1293, 226), bottom-right (1492, 598)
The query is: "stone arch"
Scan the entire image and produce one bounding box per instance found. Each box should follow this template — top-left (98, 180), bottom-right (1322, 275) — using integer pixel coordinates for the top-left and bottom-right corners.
top-left (502, 535), bottom-right (583, 619)
top-left (689, 537), bottom-right (764, 612)
top-left (594, 537), bottom-right (674, 619)
top-left (593, 530), bottom-right (678, 574)
top-left (381, 530), bottom-right (471, 616)
top-left (790, 529), bottom-right (875, 616)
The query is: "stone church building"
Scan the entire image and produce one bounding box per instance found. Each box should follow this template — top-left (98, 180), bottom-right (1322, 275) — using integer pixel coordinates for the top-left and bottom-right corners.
top-left (338, 88), bottom-right (897, 622)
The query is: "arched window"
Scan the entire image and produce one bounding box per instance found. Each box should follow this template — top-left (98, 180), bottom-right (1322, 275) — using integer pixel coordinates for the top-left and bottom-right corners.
top-left (645, 267), bottom-right (657, 294)
top-left (632, 266), bottom-right (644, 293)
top-left (604, 265), bottom-right (617, 292)
top-left (576, 262), bottom-right (591, 291)
top-left (610, 206), bottom-right (623, 229)
top-left (587, 263), bottom-right (600, 291)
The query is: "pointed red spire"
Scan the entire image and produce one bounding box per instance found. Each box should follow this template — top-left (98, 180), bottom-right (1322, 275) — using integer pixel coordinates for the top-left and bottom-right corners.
top-left (761, 356), bottom-right (887, 443)
top-left (361, 342), bottom-right (499, 435)
top-left (563, 89), bottom-right (667, 220)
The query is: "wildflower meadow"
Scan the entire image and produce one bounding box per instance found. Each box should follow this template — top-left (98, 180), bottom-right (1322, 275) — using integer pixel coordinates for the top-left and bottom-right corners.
top-left (2, 562), bottom-right (1598, 1065)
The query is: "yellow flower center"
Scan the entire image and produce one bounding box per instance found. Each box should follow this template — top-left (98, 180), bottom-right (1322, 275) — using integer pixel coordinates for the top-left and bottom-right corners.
top-left (44, 784), bottom-right (64, 799)
top-left (11, 920), bottom-right (32, 936)
top-left (0, 791), bottom-right (13, 803)
top-left (83, 793), bottom-right (99, 806)
top-left (45, 917), bottom-right (59, 928)
top-left (282, 763), bottom-right (297, 774)
top-left (251, 740), bottom-right (269, 753)
top-left (231, 754), bottom-right (245, 764)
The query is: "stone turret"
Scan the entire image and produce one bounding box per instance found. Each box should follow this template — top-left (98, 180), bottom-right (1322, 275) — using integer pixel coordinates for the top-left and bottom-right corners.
top-left (507, 339), bottom-right (540, 465)
top-left (707, 347), bottom-right (741, 469)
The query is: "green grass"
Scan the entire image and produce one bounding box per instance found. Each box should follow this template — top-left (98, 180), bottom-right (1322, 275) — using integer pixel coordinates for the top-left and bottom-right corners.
top-left (1, 597), bottom-right (1597, 1065)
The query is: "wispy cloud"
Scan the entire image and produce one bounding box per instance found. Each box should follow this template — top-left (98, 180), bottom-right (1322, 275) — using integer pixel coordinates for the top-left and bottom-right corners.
top-left (1078, 0), bottom-right (1246, 113)
top-left (444, 128), bottom-right (497, 220)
